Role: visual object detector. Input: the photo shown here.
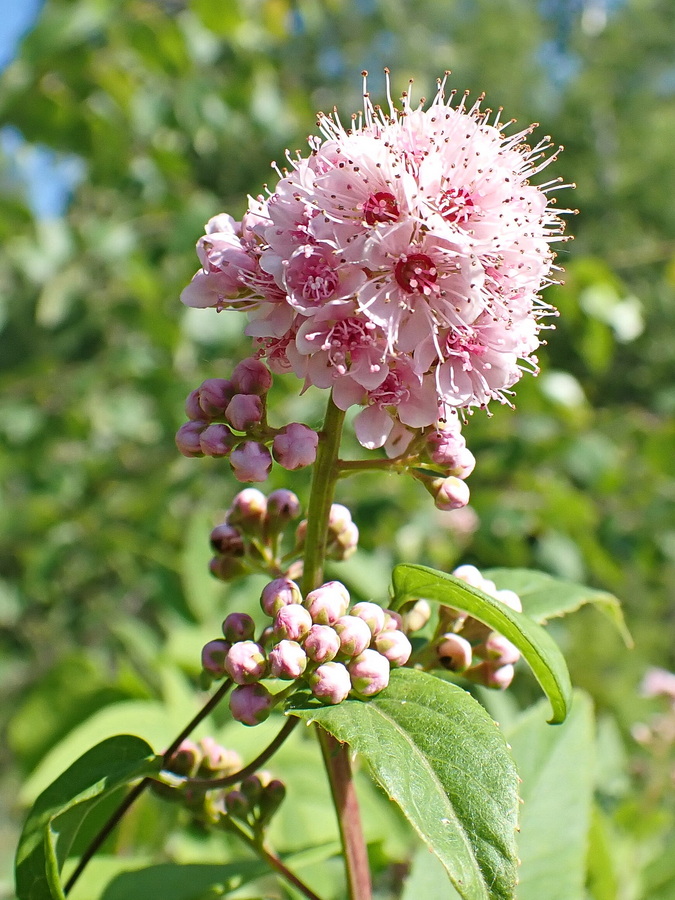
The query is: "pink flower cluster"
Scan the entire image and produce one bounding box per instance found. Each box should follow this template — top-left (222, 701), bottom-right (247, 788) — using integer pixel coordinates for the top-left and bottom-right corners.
top-left (181, 72), bottom-right (568, 454)
top-left (201, 577), bottom-right (412, 725)
top-left (431, 564), bottom-right (524, 689)
top-left (175, 357), bottom-right (318, 481)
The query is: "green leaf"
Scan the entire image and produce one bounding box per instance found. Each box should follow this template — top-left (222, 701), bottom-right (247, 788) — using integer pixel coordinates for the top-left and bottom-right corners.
top-left (99, 861), bottom-right (267, 900)
top-left (15, 735), bottom-right (161, 900)
top-left (391, 564), bottom-right (572, 724)
top-left (506, 692), bottom-right (595, 900)
top-left (289, 668), bottom-right (519, 900)
top-left (401, 846), bottom-right (462, 900)
top-left (483, 568), bottom-right (632, 647)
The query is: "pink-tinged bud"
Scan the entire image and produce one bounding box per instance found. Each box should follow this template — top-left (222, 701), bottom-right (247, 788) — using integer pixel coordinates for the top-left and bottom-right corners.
top-left (334, 615), bottom-right (372, 658)
top-left (495, 589), bottom-right (523, 613)
top-left (199, 737), bottom-right (242, 775)
top-left (266, 489), bottom-right (302, 522)
top-left (225, 393), bottom-right (264, 432)
top-left (273, 423), bottom-right (319, 470)
top-left (261, 577), bottom-right (302, 617)
top-left (273, 604), bottom-right (312, 642)
top-left (303, 582), bottom-right (350, 625)
top-left (176, 421), bottom-right (206, 457)
top-left (185, 389), bottom-right (203, 421)
top-left (269, 639), bottom-right (308, 679)
top-left (426, 427), bottom-right (466, 466)
top-left (230, 441), bottom-right (273, 483)
top-left (229, 683), bottom-right (274, 726)
top-left (350, 602), bottom-right (386, 636)
top-left (201, 639), bottom-right (231, 677)
top-left (304, 624), bottom-right (341, 663)
top-left (452, 564), bottom-right (484, 587)
top-left (348, 649), bottom-right (390, 697)
top-left (228, 488), bottom-right (267, 532)
top-left (198, 378), bottom-right (236, 418)
top-left (436, 633), bottom-right (473, 673)
top-left (402, 599), bottom-right (431, 633)
top-left (209, 555), bottom-right (248, 580)
top-left (327, 521), bottom-right (359, 560)
top-left (328, 503), bottom-right (353, 533)
top-left (295, 519), bottom-right (308, 548)
top-left (225, 789), bottom-right (250, 818)
top-left (210, 523), bottom-right (245, 556)
top-left (224, 641), bottom-right (267, 684)
top-left (240, 774), bottom-right (263, 804)
top-left (222, 612), bottom-right (256, 643)
top-left (479, 632), bottom-right (521, 666)
top-left (382, 609), bottom-right (403, 631)
top-left (200, 423), bottom-right (236, 457)
top-left (448, 446), bottom-right (476, 480)
top-left (309, 661), bottom-right (352, 704)
top-left (374, 630), bottom-right (412, 667)
top-left (231, 358), bottom-right (273, 396)
top-left (165, 740), bottom-right (202, 777)
top-left (468, 661), bottom-right (516, 690)
top-left (642, 667), bottom-right (675, 699)
top-left (432, 476), bottom-right (471, 511)
top-left (259, 779), bottom-right (286, 822)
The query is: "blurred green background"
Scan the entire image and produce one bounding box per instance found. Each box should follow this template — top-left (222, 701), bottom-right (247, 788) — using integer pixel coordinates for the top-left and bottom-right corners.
top-left (1, 0), bottom-right (674, 897)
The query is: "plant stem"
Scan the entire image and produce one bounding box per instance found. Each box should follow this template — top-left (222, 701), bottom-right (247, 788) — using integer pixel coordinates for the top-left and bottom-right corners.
top-left (301, 395), bottom-right (372, 900)
top-left (224, 818), bottom-right (324, 900)
top-left (64, 678), bottom-right (233, 895)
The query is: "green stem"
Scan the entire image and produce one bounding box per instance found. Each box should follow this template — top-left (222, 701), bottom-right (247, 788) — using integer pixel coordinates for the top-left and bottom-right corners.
top-left (224, 818), bottom-right (324, 900)
top-left (300, 394), bottom-right (372, 900)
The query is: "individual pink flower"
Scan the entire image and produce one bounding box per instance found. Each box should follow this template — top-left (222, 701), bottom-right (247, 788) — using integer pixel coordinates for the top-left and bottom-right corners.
top-left (272, 423), bottom-right (319, 470)
top-left (229, 441), bottom-right (273, 483)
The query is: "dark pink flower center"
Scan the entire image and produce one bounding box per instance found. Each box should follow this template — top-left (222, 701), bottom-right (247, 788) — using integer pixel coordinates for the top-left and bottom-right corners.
top-left (394, 253), bottom-right (438, 294)
top-left (439, 187), bottom-right (475, 225)
top-left (370, 371), bottom-right (410, 408)
top-left (363, 191), bottom-right (400, 225)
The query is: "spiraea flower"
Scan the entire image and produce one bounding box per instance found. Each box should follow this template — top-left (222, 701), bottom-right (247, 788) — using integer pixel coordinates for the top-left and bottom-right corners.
top-left (182, 71), bottom-right (570, 455)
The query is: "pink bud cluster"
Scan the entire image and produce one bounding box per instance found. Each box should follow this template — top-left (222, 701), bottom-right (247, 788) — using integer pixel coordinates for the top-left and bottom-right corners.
top-left (412, 414), bottom-right (475, 510)
top-left (430, 564), bottom-right (523, 689)
top-left (200, 578), bottom-right (411, 725)
top-left (175, 357), bottom-right (318, 482)
top-left (161, 737), bottom-right (285, 829)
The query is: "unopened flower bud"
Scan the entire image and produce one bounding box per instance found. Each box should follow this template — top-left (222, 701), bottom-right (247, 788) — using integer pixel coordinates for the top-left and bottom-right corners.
top-left (210, 523), bottom-right (245, 556)
top-left (304, 582), bottom-right (350, 625)
top-left (224, 641), bottom-right (267, 684)
top-left (199, 378), bottom-right (235, 418)
top-left (452, 564), bottom-right (484, 587)
top-left (176, 421), bottom-right (206, 457)
top-left (209, 555), bottom-right (248, 581)
top-left (348, 649), bottom-right (391, 697)
top-left (350, 602), bottom-right (386, 636)
top-left (382, 609), bottom-right (403, 631)
top-left (304, 624), bottom-right (341, 663)
top-left (431, 476), bottom-right (471, 511)
top-left (328, 504), bottom-right (353, 534)
top-left (226, 393), bottom-right (264, 432)
top-left (266, 489), bottom-right (302, 523)
top-left (185, 389), bottom-right (204, 421)
top-left (259, 779), bottom-right (286, 823)
top-left (261, 577), bottom-right (302, 617)
top-left (200, 423), bottom-right (236, 457)
top-left (228, 488), bottom-right (267, 532)
top-left (201, 639), bottom-right (231, 678)
top-left (426, 427), bottom-right (466, 467)
top-left (309, 661), bottom-right (352, 705)
top-left (231, 358), bottom-right (273, 396)
top-left (327, 521), bottom-right (359, 560)
top-left (269, 640), bottom-right (307, 679)
top-left (374, 630), bottom-right (412, 667)
top-left (199, 737), bottom-right (242, 775)
top-left (165, 740), bottom-right (201, 777)
top-left (225, 789), bottom-right (250, 819)
top-left (240, 774), bottom-right (263, 804)
top-left (222, 612), bottom-right (256, 643)
top-left (447, 446), bottom-right (476, 480)
top-left (334, 615), bottom-right (372, 657)
top-left (229, 682), bottom-right (274, 726)
top-left (230, 441), bottom-right (273, 483)
top-left (273, 604), bottom-right (312, 642)
top-left (272, 423), bottom-right (319, 470)
top-left (467, 661), bottom-right (515, 690)
top-left (436, 633), bottom-right (473, 672)
top-left (478, 632), bottom-right (521, 666)
top-left (495, 589), bottom-right (523, 613)
top-left (402, 599), bottom-right (431, 633)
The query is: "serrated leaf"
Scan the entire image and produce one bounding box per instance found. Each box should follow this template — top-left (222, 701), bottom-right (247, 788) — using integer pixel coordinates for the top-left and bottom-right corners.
top-left (483, 568), bottom-right (632, 647)
top-left (15, 735), bottom-right (161, 900)
top-left (506, 692), bottom-right (595, 900)
top-left (289, 668), bottom-right (519, 900)
top-left (391, 564), bottom-right (572, 724)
